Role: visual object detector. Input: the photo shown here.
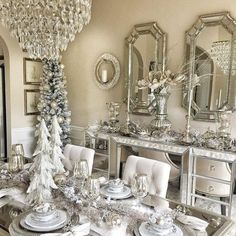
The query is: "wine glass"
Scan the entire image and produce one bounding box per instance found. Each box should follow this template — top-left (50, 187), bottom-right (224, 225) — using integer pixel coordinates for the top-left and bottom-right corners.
top-left (73, 160), bottom-right (89, 178)
top-left (73, 160), bottom-right (89, 189)
top-left (131, 174), bottom-right (149, 206)
top-left (83, 177), bottom-right (100, 218)
top-left (86, 177), bottom-right (100, 201)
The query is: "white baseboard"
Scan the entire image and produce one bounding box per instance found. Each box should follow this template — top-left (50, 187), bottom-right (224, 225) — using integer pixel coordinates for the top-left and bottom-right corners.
top-left (11, 127), bottom-right (35, 158)
top-left (11, 126), bottom-right (86, 158)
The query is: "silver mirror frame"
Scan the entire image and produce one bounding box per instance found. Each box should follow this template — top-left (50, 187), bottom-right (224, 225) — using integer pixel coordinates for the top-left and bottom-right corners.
top-left (126, 22), bottom-right (167, 115)
top-left (183, 12), bottom-right (236, 122)
top-left (94, 53), bottom-right (120, 90)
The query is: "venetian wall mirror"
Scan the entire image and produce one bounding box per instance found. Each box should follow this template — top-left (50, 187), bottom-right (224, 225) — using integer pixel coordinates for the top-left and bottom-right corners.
top-left (183, 12), bottom-right (236, 121)
top-left (126, 22), bottom-right (167, 115)
top-left (94, 53), bottom-right (120, 90)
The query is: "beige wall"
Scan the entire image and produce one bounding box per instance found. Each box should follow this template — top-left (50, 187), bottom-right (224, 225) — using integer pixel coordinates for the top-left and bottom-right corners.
top-left (0, 25), bottom-right (36, 151)
top-left (62, 0), bottom-right (236, 134)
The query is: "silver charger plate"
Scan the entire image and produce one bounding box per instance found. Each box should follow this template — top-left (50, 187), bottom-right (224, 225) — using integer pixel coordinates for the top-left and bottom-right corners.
top-left (100, 185), bottom-right (132, 199)
top-left (20, 210), bottom-right (67, 232)
top-left (133, 221), bottom-right (191, 236)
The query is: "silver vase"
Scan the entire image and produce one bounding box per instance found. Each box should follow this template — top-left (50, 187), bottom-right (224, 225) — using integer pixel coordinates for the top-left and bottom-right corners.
top-left (150, 92), bottom-right (171, 131)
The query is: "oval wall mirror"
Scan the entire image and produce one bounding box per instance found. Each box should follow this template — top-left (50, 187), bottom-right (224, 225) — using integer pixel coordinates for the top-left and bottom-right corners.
top-left (126, 22), bottom-right (167, 115)
top-left (183, 12), bottom-right (236, 121)
top-left (94, 53), bottom-right (120, 90)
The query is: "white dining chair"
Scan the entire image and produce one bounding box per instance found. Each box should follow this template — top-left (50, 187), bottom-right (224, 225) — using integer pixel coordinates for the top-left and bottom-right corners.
top-left (122, 155), bottom-right (171, 198)
top-left (63, 144), bottom-right (95, 175)
top-left (138, 148), bottom-right (180, 181)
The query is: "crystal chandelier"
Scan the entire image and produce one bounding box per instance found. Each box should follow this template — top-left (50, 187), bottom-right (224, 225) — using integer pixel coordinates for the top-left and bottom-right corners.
top-left (0, 0), bottom-right (92, 60)
top-left (210, 40), bottom-right (231, 75)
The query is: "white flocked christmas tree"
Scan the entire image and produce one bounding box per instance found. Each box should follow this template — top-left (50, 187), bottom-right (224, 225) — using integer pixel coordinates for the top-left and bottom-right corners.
top-left (51, 115), bottom-right (65, 175)
top-left (37, 59), bottom-right (71, 147)
top-left (26, 119), bottom-right (58, 205)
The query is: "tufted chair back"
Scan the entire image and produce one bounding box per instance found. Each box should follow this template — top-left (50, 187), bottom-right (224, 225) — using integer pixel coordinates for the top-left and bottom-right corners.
top-left (123, 155), bottom-right (171, 198)
top-left (138, 149), bottom-right (180, 181)
top-left (63, 144), bottom-right (95, 175)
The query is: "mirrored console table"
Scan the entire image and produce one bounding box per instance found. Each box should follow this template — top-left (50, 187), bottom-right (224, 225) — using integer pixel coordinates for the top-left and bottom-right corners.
top-left (86, 130), bottom-right (236, 217)
top-left (110, 135), bottom-right (236, 217)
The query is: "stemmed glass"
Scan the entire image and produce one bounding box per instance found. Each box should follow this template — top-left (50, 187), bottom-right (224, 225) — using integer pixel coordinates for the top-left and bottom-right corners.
top-left (131, 174), bottom-right (149, 206)
top-left (83, 177), bottom-right (100, 218)
top-left (73, 160), bottom-right (89, 188)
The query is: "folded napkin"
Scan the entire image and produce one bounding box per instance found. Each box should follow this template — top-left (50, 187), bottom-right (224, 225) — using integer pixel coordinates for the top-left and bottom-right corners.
top-left (0, 187), bottom-right (26, 204)
top-left (98, 177), bottom-right (107, 185)
top-left (177, 215), bottom-right (208, 232)
top-left (40, 222), bottom-right (91, 236)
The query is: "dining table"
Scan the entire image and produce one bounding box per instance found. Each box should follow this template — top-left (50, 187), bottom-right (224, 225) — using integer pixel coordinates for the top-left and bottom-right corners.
top-left (0, 176), bottom-right (235, 236)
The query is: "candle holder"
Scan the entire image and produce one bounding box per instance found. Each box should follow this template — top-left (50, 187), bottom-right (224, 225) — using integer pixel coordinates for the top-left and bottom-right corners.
top-left (106, 102), bottom-right (121, 133)
top-left (216, 109), bottom-right (232, 138)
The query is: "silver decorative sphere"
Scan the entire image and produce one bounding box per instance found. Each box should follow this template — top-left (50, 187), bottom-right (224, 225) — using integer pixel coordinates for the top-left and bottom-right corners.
top-left (54, 173), bottom-right (67, 186)
top-left (66, 117), bottom-right (71, 124)
top-left (58, 116), bottom-right (64, 123)
top-left (51, 101), bottom-right (58, 109)
top-left (44, 84), bottom-right (50, 90)
top-left (37, 116), bottom-right (42, 121)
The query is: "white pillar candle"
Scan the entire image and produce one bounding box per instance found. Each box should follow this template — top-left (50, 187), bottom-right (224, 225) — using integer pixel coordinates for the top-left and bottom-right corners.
top-left (101, 69), bottom-right (108, 83)
top-left (218, 89), bottom-right (222, 108)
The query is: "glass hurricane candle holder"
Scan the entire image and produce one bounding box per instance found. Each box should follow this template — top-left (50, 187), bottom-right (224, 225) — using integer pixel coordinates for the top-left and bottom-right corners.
top-left (106, 102), bottom-right (121, 132)
top-left (8, 154), bottom-right (24, 173)
top-left (12, 144), bottom-right (25, 157)
top-left (216, 110), bottom-right (232, 137)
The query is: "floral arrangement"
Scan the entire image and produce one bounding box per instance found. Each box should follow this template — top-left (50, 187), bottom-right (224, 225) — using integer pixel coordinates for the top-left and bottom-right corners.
top-left (137, 69), bottom-right (186, 94)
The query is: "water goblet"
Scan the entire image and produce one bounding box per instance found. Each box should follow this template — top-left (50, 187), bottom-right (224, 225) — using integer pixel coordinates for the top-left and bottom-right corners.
top-left (131, 173), bottom-right (149, 206)
top-left (73, 160), bottom-right (89, 189)
top-left (73, 160), bottom-right (89, 179)
top-left (84, 177), bottom-right (100, 218)
top-left (86, 177), bottom-right (100, 201)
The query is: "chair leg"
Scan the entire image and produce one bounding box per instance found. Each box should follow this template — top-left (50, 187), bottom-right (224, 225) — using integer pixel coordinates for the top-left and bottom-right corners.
top-left (178, 176), bottom-right (181, 190)
top-left (119, 161), bottom-right (125, 178)
top-left (220, 197), bottom-right (227, 216)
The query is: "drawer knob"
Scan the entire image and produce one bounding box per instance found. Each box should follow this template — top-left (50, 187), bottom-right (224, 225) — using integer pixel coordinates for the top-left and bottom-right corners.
top-left (209, 165), bottom-right (215, 171)
top-left (208, 186), bottom-right (214, 192)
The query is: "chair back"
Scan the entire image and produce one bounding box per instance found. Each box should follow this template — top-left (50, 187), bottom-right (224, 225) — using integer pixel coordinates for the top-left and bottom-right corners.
top-left (139, 149), bottom-right (180, 181)
top-left (123, 155), bottom-right (171, 198)
top-left (63, 144), bottom-right (95, 175)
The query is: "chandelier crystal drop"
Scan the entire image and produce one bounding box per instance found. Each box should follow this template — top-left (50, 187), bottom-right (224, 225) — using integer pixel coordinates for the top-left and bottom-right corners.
top-left (210, 40), bottom-right (232, 75)
top-left (0, 0), bottom-right (92, 60)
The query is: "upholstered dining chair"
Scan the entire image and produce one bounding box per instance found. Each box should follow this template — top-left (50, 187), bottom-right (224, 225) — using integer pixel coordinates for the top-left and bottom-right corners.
top-left (122, 155), bottom-right (171, 198)
top-left (138, 148), bottom-right (180, 182)
top-left (63, 144), bottom-right (95, 175)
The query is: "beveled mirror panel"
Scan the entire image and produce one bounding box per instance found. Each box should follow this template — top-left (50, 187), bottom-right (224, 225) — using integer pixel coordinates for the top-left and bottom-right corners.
top-left (126, 22), bottom-right (167, 115)
top-left (183, 12), bottom-right (236, 121)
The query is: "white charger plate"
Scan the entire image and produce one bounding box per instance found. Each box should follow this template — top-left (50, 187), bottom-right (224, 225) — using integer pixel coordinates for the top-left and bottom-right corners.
top-left (134, 222), bottom-right (183, 236)
top-left (20, 210), bottom-right (67, 232)
top-left (100, 185), bottom-right (132, 199)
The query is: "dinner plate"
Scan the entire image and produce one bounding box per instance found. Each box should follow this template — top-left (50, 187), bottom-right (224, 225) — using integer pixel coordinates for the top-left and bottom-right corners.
top-left (134, 222), bottom-right (184, 236)
top-left (20, 210), bottom-right (67, 232)
top-left (100, 185), bottom-right (132, 199)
